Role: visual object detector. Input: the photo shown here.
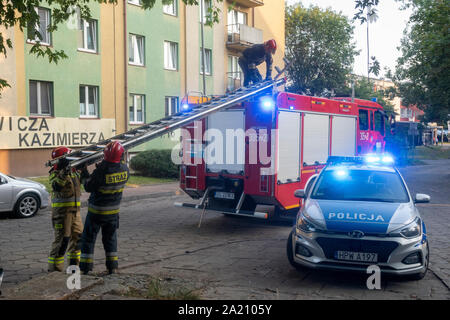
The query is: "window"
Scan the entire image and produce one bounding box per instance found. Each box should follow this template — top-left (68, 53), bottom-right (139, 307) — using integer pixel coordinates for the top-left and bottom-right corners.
top-left (165, 96), bottom-right (179, 116)
top-left (79, 85), bottom-right (99, 117)
top-left (128, 0), bottom-right (141, 5)
top-left (200, 48), bottom-right (212, 75)
top-left (164, 41), bottom-right (178, 70)
top-left (359, 109), bottom-right (368, 130)
top-left (163, 0), bottom-right (177, 16)
top-left (227, 9), bottom-right (247, 34)
top-left (374, 111), bottom-right (385, 135)
top-left (78, 19), bottom-right (97, 52)
top-left (370, 111), bottom-right (374, 131)
top-left (29, 80), bottom-right (53, 116)
top-left (400, 108), bottom-right (408, 118)
top-left (28, 7), bottom-right (51, 45)
top-left (227, 55), bottom-right (241, 91)
top-left (199, 0), bottom-right (211, 23)
top-left (129, 34), bottom-right (145, 66)
top-left (129, 94), bottom-right (145, 124)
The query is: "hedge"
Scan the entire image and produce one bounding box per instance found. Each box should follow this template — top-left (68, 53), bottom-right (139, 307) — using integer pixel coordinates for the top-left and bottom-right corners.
top-left (130, 149), bottom-right (179, 178)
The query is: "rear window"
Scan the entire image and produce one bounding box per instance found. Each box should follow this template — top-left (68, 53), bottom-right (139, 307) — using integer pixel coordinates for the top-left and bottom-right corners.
top-left (311, 169), bottom-right (409, 203)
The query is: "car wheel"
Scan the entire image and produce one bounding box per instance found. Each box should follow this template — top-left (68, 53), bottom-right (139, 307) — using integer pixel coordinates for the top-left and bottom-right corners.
top-left (14, 193), bottom-right (40, 218)
top-left (409, 241), bottom-right (429, 281)
top-left (287, 230), bottom-right (305, 271)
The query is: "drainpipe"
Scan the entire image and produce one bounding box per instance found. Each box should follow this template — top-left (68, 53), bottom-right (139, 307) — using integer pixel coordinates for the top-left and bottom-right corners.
top-left (123, 0), bottom-right (128, 132)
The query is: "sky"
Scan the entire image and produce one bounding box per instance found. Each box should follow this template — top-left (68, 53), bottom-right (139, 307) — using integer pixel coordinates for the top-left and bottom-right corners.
top-left (285, 0), bottom-right (413, 78)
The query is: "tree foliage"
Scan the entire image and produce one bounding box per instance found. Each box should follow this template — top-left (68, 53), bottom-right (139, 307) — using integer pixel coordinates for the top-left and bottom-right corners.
top-left (393, 0), bottom-right (450, 123)
top-left (0, 0), bottom-right (222, 96)
top-left (285, 4), bottom-right (358, 96)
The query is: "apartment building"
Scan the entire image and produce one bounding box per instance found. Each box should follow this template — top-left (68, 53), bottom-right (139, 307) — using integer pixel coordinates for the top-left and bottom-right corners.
top-left (0, 0), bottom-right (285, 176)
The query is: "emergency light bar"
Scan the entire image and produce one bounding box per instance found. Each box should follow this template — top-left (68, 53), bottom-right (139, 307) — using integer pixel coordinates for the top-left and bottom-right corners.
top-left (327, 154), bottom-right (395, 166)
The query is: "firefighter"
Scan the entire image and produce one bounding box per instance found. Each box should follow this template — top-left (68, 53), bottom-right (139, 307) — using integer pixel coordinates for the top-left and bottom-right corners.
top-left (238, 39), bottom-right (277, 87)
top-left (79, 141), bottom-right (129, 275)
top-left (48, 146), bottom-right (83, 272)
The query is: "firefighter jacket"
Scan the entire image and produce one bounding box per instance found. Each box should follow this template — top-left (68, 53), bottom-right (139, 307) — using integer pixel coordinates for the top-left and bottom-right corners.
top-left (84, 161), bottom-right (129, 215)
top-left (49, 168), bottom-right (81, 211)
top-left (241, 44), bottom-right (273, 78)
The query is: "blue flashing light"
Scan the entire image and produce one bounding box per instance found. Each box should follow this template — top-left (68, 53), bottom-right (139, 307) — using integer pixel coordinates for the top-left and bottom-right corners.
top-left (289, 106), bottom-right (295, 110)
top-left (334, 169), bottom-right (349, 178)
top-left (382, 156), bottom-right (394, 164)
top-left (364, 154), bottom-right (395, 165)
top-left (260, 96), bottom-right (275, 111)
top-left (181, 103), bottom-right (190, 111)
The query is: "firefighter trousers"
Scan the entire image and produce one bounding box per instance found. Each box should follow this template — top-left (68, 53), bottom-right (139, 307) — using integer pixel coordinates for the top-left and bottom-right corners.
top-left (48, 208), bottom-right (83, 272)
top-left (80, 211), bottom-right (119, 273)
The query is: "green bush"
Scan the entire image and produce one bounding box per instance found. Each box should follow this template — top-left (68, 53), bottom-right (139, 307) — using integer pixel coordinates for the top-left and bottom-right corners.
top-left (130, 149), bottom-right (179, 178)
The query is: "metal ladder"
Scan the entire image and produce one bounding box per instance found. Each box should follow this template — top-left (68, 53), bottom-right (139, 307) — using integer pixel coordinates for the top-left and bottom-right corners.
top-left (46, 78), bottom-right (286, 169)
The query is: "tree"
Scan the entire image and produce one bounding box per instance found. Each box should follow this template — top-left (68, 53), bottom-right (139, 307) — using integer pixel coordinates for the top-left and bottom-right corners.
top-left (393, 0), bottom-right (450, 123)
top-left (285, 4), bottom-right (358, 96)
top-left (0, 0), bottom-right (222, 96)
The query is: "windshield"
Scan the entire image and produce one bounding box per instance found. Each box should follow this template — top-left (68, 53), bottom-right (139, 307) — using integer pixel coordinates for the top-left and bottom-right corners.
top-left (311, 169), bottom-right (410, 203)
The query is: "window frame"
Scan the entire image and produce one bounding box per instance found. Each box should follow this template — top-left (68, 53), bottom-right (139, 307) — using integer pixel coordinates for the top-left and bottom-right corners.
top-left (127, 0), bottom-right (142, 6)
top-left (200, 48), bottom-right (212, 75)
top-left (199, 0), bottom-right (212, 24)
top-left (164, 41), bottom-right (178, 71)
top-left (129, 33), bottom-right (145, 66)
top-left (129, 94), bottom-right (145, 124)
top-left (165, 96), bottom-right (179, 117)
top-left (163, 0), bottom-right (177, 16)
top-left (358, 109), bottom-right (369, 131)
top-left (78, 18), bottom-right (98, 53)
top-left (29, 80), bottom-right (53, 116)
top-left (28, 7), bottom-right (51, 46)
top-left (79, 85), bottom-right (99, 118)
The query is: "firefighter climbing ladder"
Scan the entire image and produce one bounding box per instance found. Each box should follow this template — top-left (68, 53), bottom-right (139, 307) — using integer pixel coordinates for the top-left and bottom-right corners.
top-left (46, 74), bottom-right (287, 169)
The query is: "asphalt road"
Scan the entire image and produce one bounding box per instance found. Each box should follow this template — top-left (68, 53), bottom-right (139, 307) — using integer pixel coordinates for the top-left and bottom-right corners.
top-left (0, 160), bottom-right (449, 299)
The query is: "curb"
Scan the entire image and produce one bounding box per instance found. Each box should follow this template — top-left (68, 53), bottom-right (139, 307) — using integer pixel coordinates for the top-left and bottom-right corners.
top-left (79, 191), bottom-right (178, 208)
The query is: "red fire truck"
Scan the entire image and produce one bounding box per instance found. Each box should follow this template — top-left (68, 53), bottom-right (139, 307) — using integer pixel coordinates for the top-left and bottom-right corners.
top-left (175, 91), bottom-right (386, 219)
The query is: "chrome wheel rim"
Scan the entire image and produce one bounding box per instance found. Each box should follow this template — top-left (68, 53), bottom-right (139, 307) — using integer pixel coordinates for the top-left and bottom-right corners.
top-left (19, 197), bottom-right (38, 217)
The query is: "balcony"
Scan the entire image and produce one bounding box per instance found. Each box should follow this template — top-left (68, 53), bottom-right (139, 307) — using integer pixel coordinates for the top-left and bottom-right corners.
top-left (226, 24), bottom-right (263, 52)
top-left (230, 0), bottom-right (264, 8)
top-left (227, 72), bottom-right (243, 92)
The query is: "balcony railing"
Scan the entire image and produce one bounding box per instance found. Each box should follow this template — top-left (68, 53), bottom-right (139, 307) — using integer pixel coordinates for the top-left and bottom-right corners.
top-left (227, 24), bottom-right (263, 51)
top-left (227, 72), bottom-right (243, 92)
top-left (230, 0), bottom-right (264, 8)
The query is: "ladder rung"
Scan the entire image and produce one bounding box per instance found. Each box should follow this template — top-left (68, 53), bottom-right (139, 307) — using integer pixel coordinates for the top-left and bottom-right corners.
top-left (81, 150), bottom-right (97, 154)
top-left (66, 156), bottom-right (81, 161)
top-left (124, 134), bottom-right (135, 138)
top-left (185, 176), bottom-right (197, 179)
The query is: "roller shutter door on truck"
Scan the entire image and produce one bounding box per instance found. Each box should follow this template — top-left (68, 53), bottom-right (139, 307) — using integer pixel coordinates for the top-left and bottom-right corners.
top-left (205, 110), bottom-right (245, 175)
top-left (302, 113), bottom-right (330, 165)
top-left (331, 116), bottom-right (357, 156)
top-left (277, 111), bottom-right (301, 183)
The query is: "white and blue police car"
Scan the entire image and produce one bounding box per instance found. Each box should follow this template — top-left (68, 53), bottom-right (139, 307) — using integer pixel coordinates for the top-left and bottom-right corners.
top-left (287, 155), bottom-right (430, 280)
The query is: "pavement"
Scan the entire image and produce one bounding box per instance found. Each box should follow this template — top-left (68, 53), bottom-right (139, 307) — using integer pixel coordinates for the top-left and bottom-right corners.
top-left (0, 161), bottom-right (449, 300)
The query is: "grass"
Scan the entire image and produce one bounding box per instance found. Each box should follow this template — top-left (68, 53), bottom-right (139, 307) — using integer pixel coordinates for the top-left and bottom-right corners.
top-left (124, 279), bottom-right (201, 300)
top-left (401, 145), bottom-right (450, 166)
top-left (28, 174), bottom-right (176, 191)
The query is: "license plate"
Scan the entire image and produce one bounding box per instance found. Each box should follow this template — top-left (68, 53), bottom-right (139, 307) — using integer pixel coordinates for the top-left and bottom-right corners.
top-left (334, 251), bottom-right (378, 263)
top-left (214, 191), bottom-right (235, 200)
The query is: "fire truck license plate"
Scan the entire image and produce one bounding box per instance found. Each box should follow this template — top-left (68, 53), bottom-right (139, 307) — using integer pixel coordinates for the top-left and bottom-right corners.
top-left (335, 251), bottom-right (378, 263)
top-left (215, 191), bottom-right (235, 200)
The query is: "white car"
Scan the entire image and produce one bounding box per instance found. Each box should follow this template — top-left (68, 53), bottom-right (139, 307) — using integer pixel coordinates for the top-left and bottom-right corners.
top-left (0, 172), bottom-right (49, 218)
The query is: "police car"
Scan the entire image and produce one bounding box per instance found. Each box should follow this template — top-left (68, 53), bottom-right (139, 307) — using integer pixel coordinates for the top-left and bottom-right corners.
top-left (287, 155), bottom-right (430, 280)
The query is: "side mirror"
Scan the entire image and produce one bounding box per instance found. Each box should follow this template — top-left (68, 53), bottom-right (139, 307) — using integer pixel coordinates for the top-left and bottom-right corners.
top-left (0, 176), bottom-right (6, 185)
top-left (415, 193), bottom-right (430, 203)
top-left (294, 189), bottom-right (306, 199)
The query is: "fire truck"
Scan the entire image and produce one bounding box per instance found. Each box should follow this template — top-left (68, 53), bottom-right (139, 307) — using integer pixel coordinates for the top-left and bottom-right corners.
top-left (176, 91), bottom-right (386, 219)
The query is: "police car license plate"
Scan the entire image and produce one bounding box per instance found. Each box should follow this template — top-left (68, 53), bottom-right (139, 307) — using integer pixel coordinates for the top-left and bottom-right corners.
top-left (215, 191), bottom-right (235, 200)
top-left (335, 251), bottom-right (378, 263)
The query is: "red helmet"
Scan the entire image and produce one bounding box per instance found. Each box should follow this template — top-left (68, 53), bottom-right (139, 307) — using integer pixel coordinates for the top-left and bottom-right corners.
top-left (265, 39), bottom-right (277, 54)
top-left (52, 146), bottom-right (71, 159)
top-left (103, 141), bottom-right (124, 163)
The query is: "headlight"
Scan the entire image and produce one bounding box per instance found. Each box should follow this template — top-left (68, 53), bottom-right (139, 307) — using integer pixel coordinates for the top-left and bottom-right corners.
top-left (297, 213), bottom-right (322, 233)
top-left (390, 218), bottom-right (421, 239)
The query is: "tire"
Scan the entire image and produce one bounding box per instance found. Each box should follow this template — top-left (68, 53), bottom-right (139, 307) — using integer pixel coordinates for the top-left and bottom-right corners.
top-left (14, 193), bottom-right (40, 218)
top-left (286, 230), bottom-right (305, 271)
top-left (408, 241), bottom-right (429, 281)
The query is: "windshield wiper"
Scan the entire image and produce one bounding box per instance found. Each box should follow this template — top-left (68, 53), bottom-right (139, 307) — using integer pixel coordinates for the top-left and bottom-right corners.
top-left (343, 197), bottom-right (396, 203)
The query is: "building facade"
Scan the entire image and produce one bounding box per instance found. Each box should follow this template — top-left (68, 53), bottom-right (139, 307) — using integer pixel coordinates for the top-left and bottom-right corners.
top-left (0, 0), bottom-right (285, 177)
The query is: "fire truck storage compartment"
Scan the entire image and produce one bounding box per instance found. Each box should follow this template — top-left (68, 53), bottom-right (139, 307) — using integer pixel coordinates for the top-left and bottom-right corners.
top-left (277, 111), bottom-right (301, 184)
top-left (330, 116), bottom-right (357, 156)
top-left (302, 113), bottom-right (330, 165)
top-left (205, 109), bottom-right (245, 175)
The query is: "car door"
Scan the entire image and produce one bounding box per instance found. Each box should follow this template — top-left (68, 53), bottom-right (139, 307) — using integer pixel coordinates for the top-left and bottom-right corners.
top-left (0, 174), bottom-right (14, 211)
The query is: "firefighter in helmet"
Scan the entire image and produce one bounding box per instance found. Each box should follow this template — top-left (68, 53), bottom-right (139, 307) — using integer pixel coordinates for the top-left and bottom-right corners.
top-left (48, 146), bottom-right (83, 272)
top-left (79, 141), bottom-right (129, 275)
top-left (238, 39), bottom-right (277, 87)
